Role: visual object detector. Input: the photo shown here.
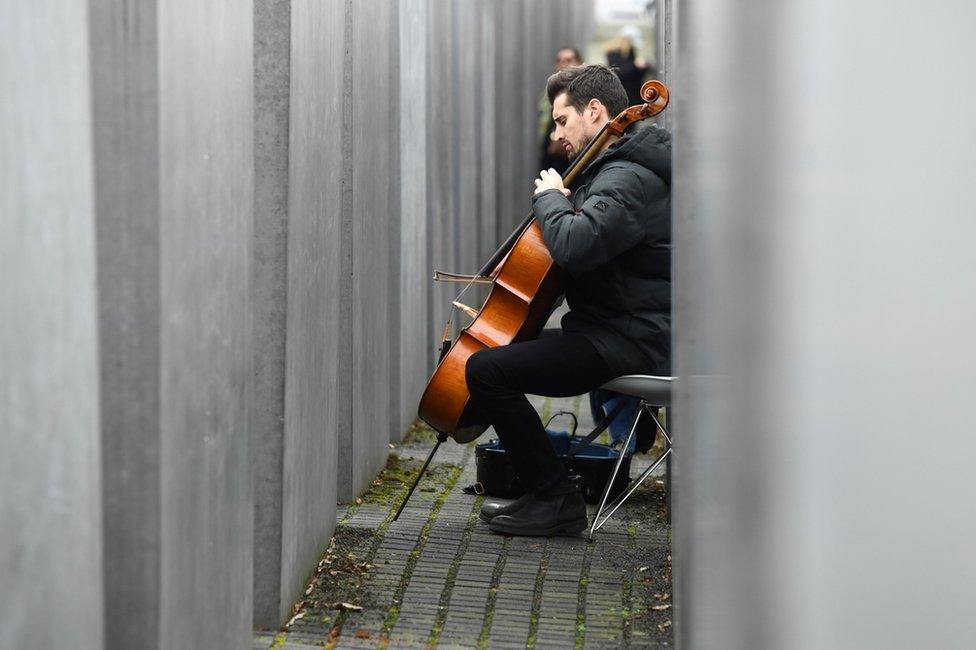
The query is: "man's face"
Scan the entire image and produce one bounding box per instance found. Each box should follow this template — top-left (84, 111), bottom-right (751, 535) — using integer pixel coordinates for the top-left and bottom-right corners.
top-left (551, 92), bottom-right (595, 159)
top-left (554, 49), bottom-right (581, 72)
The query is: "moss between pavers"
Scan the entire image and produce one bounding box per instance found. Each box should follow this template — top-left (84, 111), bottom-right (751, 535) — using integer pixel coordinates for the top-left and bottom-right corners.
top-left (621, 521), bottom-right (637, 646)
top-left (426, 496), bottom-right (483, 648)
top-left (525, 538), bottom-right (551, 649)
top-left (333, 460), bottom-right (461, 646)
top-left (476, 536), bottom-right (511, 650)
top-left (361, 454), bottom-right (432, 505)
top-left (401, 419), bottom-right (440, 445)
top-left (282, 451), bottom-right (462, 645)
top-left (287, 526), bottom-right (375, 634)
top-left (268, 632), bottom-right (287, 649)
top-left (376, 464), bottom-right (464, 649)
top-left (574, 539), bottom-right (596, 650)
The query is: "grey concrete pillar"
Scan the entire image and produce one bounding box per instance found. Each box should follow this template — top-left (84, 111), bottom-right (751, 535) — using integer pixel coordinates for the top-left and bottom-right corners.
top-left (455, 1), bottom-right (479, 269)
top-left (253, 0), bottom-right (346, 628)
top-left (0, 4), bottom-right (104, 648)
top-left (517, 0), bottom-right (537, 197)
top-left (658, 0), bottom-right (673, 133)
top-left (493, 0), bottom-right (526, 240)
top-left (254, 0), bottom-right (404, 622)
top-left (338, 0), bottom-right (397, 501)
top-left (399, 0), bottom-right (431, 429)
top-left (674, 0), bottom-right (976, 648)
top-left (427, 0), bottom-right (460, 364)
top-left (252, 0), bottom-right (293, 629)
top-left (88, 0), bottom-right (161, 645)
top-left (523, 0), bottom-right (549, 179)
top-left (387, 0), bottom-right (404, 441)
top-left (88, 0), bottom-right (255, 645)
top-left (477, 1), bottom-right (498, 261)
top-left (157, 6), bottom-right (254, 646)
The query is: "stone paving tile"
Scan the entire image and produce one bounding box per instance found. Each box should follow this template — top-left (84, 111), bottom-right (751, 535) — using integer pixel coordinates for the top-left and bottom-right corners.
top-left (254, 393), bottom-right (672, 649)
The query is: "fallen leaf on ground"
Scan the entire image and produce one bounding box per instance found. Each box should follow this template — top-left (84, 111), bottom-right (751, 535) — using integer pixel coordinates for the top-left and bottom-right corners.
top-left (653, 592), bottom-right (670, 600)
top-left (336, 602), bottom-right (362, 612)
top-left (650, 604), bottom-right (671, 611)
top-left (285, 612), bottom-right (305, 627)
top-left (638, 566), bottom-right (650, 572)
top-left (658, 619), bottom-right (672, 631)
top-left (355, 498), bottom-right (363, 505)
top-left (355, 629), bottom-right (371, 639)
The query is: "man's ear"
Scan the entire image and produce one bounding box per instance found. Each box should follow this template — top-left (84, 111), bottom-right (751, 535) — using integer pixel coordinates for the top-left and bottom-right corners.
top-left (587, 98), bottom-right (604, 122)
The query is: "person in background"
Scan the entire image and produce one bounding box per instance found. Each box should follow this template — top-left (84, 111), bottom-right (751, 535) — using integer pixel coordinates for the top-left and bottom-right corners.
top-left (606, 25), bottom-right (657, 106)
top-left (538, 46), bottom-right (584, 173)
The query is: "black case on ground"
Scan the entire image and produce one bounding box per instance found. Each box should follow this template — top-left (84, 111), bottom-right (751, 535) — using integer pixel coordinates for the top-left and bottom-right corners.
top-left (474, 430), bottom-right (631, 504)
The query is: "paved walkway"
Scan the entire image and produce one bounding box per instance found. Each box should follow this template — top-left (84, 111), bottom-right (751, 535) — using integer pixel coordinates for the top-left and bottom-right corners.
top-left (254, 394), bottom-right (672, 649)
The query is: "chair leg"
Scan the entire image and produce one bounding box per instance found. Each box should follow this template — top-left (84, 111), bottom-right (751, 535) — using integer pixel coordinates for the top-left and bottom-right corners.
top-left (588, 402), bottom-right (643, 539)
top-left (591, 404), bottom-right (672, 534)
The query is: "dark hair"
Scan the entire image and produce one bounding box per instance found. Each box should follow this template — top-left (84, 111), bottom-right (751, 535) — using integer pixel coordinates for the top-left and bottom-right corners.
top-left (546, 64), bottom-right (628, 117)
top-left (556, 46), bottom-right (582, 62)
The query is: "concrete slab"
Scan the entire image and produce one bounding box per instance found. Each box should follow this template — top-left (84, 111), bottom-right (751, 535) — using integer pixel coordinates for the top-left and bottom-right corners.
top-left (156, 1), bottom-right (254, 647)
top-left (252, 0), bottom-right (293, 628)
top-left (271, 0), bottom-right (347, 628)
top-left (344, 0), bottom-right (396, 501)
top-left (0, 4), bottom-right (103, 647)
top-left (88, 0), bottom-right (162, 645)
top-left (426, 0), bottom-right (459, 357)
top-left (397, 0), bottom-right (431, 434)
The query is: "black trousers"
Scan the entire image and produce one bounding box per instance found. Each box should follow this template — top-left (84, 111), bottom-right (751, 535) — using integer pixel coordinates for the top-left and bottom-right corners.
top-left (465, 330), bottom-right (635, 493)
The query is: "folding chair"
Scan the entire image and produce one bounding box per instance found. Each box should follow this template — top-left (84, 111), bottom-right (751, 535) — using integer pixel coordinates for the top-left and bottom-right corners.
top-left (590, 375), bottom-right (673, 537)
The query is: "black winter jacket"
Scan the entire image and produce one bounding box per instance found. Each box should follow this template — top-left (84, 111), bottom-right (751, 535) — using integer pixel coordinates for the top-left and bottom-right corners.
top-left (532, 124), bottom-right (671, 375)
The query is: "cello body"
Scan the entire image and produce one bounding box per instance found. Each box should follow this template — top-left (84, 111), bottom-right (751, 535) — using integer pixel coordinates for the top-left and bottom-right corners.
top-left (418, 220), bottom-right (563, 441)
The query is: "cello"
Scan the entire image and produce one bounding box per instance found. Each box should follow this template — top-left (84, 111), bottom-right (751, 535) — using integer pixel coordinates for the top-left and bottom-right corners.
top-left (393, 80), bottom-right (670, 519)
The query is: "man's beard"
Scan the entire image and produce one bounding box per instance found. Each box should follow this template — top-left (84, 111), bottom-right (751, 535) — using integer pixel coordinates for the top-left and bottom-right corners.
top-left (569, 132), bottom-right (594, 162)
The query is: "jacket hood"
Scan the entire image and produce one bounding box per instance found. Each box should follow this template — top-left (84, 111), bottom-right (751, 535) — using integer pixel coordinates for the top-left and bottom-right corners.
top-left (585, 124), bottom-right (671, 186)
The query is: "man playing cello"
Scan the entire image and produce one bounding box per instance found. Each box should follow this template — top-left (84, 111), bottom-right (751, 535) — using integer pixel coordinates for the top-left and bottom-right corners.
top-left (465, 64), bottom-right (671, 536)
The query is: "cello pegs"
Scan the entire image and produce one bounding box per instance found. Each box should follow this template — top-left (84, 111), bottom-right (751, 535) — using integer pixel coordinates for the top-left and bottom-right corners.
top-left (451, 301), bottom-right (479, 319)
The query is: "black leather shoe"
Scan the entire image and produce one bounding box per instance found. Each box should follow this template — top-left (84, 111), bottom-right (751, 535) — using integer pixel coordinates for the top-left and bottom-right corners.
top-left (487, 477), bottom-right (587, 537)
top-left (479, 492), bottom-right (534, 522)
